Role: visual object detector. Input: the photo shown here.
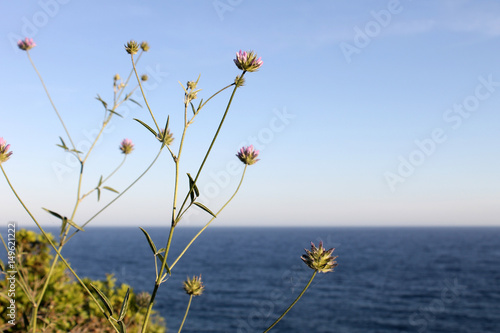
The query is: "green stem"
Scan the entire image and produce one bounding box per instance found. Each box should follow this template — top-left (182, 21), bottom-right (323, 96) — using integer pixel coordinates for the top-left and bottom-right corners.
top-left (178, 295), bottom-right (193, 333)
top-left (131, 53), bottom-right (160, 133)
top-left (66, 148), bottom-right (163, 242)
top-left (176, 72), bottom-right (246, 223)
top-left (171, 165), bottom-right (247, 270)
top-left (141, 226), bottom-right (175, 333)
top-left (1, 164), bottom-right (120, 333)
top-left (26, 51), bottom-right (78, 156)
top-left (80, 155), bottom-right (127, 200)
top-left (262, 270), bottom-right (318, 333)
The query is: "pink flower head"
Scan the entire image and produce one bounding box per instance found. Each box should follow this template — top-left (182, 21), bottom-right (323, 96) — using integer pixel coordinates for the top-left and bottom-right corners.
top-left (17, 38), bottom-right (36, 51)
top-left (234, 50), bottom-right (263, 72)
top-left (236, 145), bottom-right (260, 165)
top-left (119, 139), bottom-right (134, 155)
top-left (0, 137), bottom-right (13, 163)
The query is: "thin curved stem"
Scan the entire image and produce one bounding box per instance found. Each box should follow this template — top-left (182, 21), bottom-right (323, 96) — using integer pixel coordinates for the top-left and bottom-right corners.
top-left (178, 295), bottom-right (193, 333)
top-left (66, 148), bottom-right (163, 242)
top-left (171, 165), bottom-right (247, 270)
top-left (262, 270), bottom-right (318, 333)
top-left (1, 165), bottom-right (120, 333)
top-left (176, 71), bottom-right (246, 224)
top-left (80, 155), bottom-right (127, 200)
top-left (131, 53), bottom-right (160, 133)
top-left (26, 51), bottom-right (78, 155)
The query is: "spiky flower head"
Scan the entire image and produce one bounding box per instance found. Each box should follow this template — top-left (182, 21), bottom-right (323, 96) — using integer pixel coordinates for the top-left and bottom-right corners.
top-left (0, 138), bottom-right (13, 164)
top-left (183, 275), bottom-right (204, 296)
top-left (17, 38), bottom-right (36, 51)
top-left (234, 50), bottom-right (263, 72)
top-left (119, 139), bottom-right (134, 155)
top-left (140, 41), bottom-right (150, 52)
top-left (157, 128), bottom-right (174, 146)
top-left (236, 145), bottom-right (260, 165)
top-left (301, 241), bottom-right (338, 273)
top-left (125, 40), bottom-right (140, 55)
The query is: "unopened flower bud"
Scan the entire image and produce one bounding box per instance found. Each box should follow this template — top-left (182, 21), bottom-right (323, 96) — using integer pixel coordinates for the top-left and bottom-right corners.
top-left (183, 275), bottom-right (204, 296)
top-left (141, 41), bottom-right (150, 52)
top-left (114, 74), bottom-right (121, 81)
top-left (157, 128), bottom-right (174, 146)
top-left (301, 241), bottom-right (338, 273)
top-left (141, 74), bottom-right (149, 82)
top-left (119, 138), bottom-right (134, 155)
top-left (125, 40), bottom-right (140, 55)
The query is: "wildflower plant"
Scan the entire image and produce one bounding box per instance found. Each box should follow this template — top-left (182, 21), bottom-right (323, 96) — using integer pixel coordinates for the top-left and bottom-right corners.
top-left (1, 39), bottom-right (337, 333)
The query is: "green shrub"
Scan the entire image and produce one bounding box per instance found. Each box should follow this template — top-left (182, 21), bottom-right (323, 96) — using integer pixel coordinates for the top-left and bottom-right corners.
top-left (0, 229), bottom-right (166, 332)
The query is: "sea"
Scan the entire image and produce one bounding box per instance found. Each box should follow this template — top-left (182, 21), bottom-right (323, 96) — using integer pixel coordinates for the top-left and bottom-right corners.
top-left (12, 227), bottom-right (500, 332)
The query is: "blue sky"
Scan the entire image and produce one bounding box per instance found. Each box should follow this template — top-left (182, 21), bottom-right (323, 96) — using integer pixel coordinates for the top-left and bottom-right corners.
top-left (1, 0), bottom-right (499, 227)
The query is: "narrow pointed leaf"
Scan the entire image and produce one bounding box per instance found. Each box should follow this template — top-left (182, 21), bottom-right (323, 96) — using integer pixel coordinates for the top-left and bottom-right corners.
top-left (139, 227), bottom-right (157, 255)
top-left (186, 173), bottom-right (200, 199)
top-left (160, 116), bottom-right (170, 149)
top-left (90, 283), bottom-right (113, 317)
top-left (197, 99), bottom-right (204, 113)
top-left (128, 98), bottom-right (142, 108)
top-left (103, 186), bottom-right (119, 194)
top-left (118, 288), bottom-right (130, 321)
top-left (95, 94), bottom-right (108, 110)
top-left (97, 188), bottom-right (101, 202)
top-left (193, 202), bottom-right (217, 218)
top-left (108, 109), bottom-right (124, 118)
top-left (187, 173), bottom-right (195, 203)
top-left (69, 149), bottom-right (83, 154)
top-left (134, 118), bottom-right (158, 138)
top-left (42, 208), bottom-right (63, 220)
top-left (98, 175), bottom-right (103, 187)
top-left (190, 101), bottom-right (196, 115)
top-left (65, 218), bottom-right (84, 232)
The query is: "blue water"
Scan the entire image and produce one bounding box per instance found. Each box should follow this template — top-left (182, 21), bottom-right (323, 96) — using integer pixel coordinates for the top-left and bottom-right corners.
top-left (22, 227), bottom-right (500, 332)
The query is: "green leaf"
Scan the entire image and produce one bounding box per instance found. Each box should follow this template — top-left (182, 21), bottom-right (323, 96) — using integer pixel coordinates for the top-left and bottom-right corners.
top-left (97, 175), bottom-right (103, 187)
top-left (139, 227), bottom-right (157, 255)
top-left (90, 283), bottom-right (113, 317)
top-left (128, 98), bottom-right (142, 108)
top-left (160, 116), bottom-right (170, 149)
top-left (42, 208), bottom-right (63, 220)
top-left (118, 288), bottom-right (130, 321)
top-left (186, 173), bottom-right (200, 203)
top-left (134, 118), bottom-right (158, 138)
top-left (69, 149), bottom-right (83, 154)
top-left (65, 218), bottom-right (84, 232)
top-left (97, 188), bottom-right (101, 202)
top-left (193, 202), bottom-right (217, 218)
top-left (108, 109), bottom-right (124, 118)
top-left (95, 94), bottom-right (108, 110)
top-left (56, 137), bottom-right (68, 150)
top-left (190, 101), bottom-right (196, 115)
top-left (103, 186), bottom-right (119, 194)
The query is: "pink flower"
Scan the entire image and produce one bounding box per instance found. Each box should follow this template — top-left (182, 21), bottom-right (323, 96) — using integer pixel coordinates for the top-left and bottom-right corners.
top-left (17, 38), bottom-right (36, 51)
top-left (236, 145), bottom-right (260, 165)
top-left (119, 139), bottom-right (134, 155)
top-left (234, 50), bottom-right (263, 72)
top-left (0, 137), bottom-right (13, 163)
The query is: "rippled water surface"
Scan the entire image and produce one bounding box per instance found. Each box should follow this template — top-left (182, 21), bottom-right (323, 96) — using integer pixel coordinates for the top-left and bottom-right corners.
top-left (51, 227), bottom-right (500, 332)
